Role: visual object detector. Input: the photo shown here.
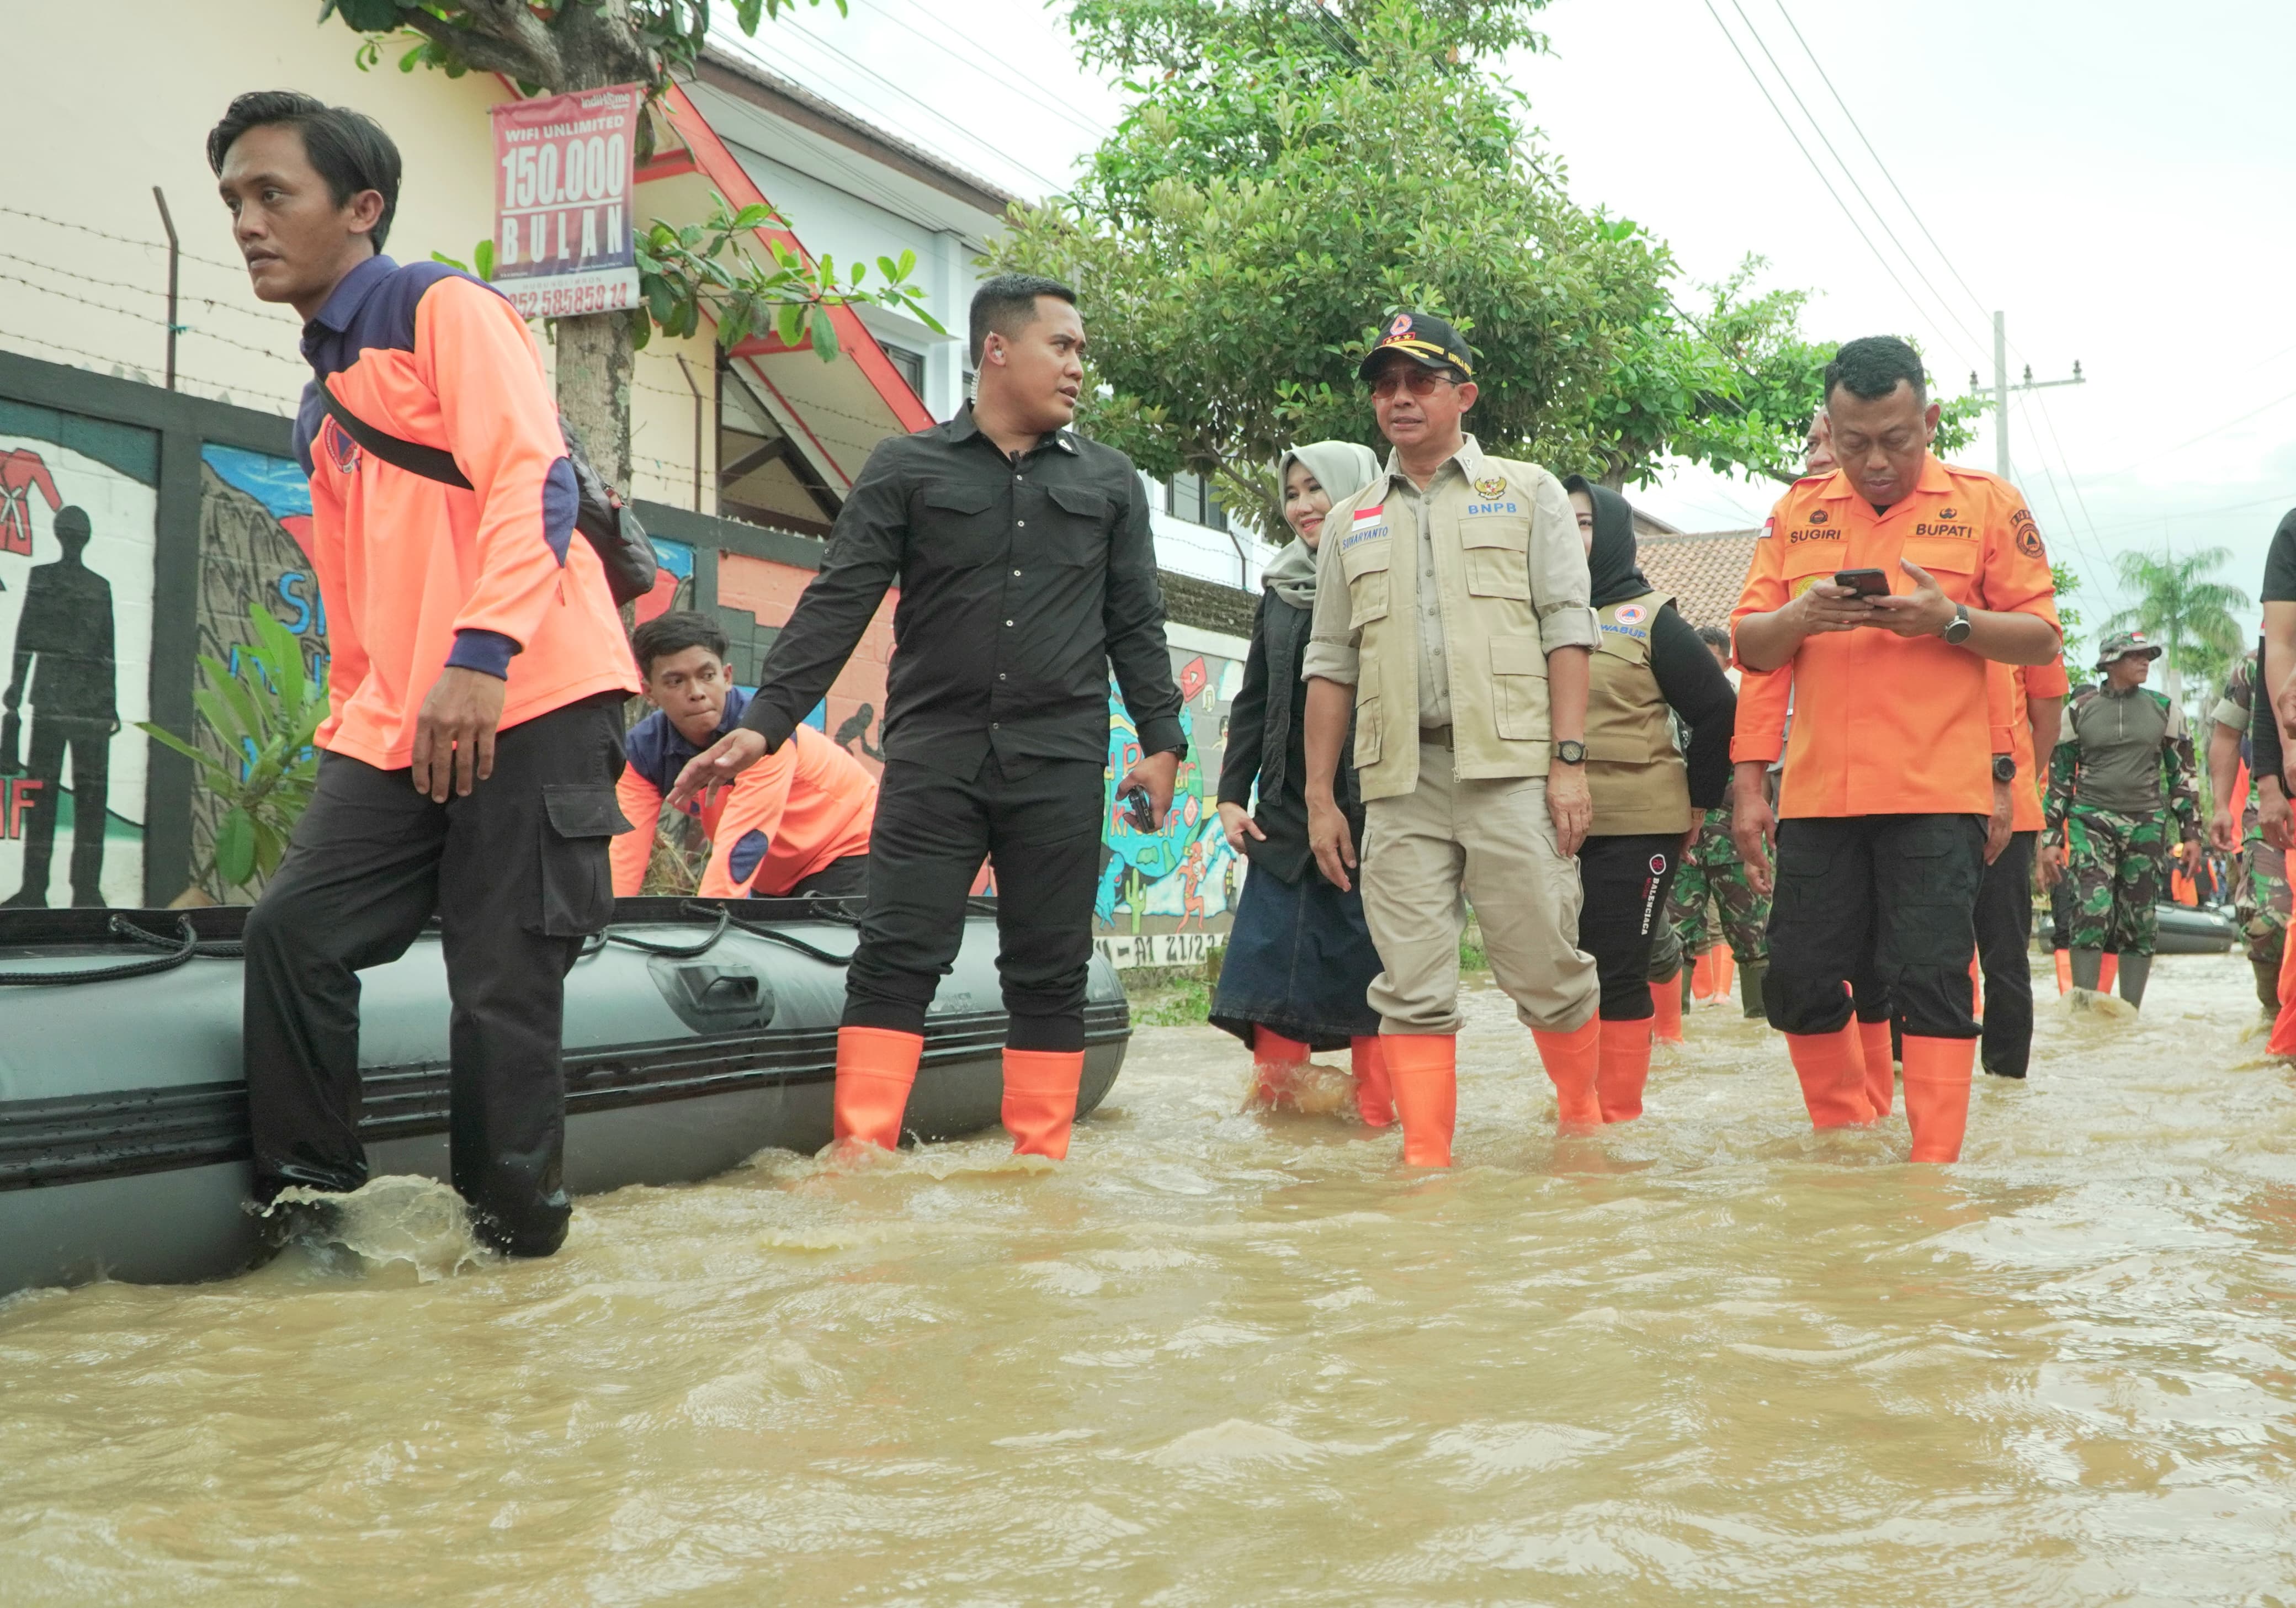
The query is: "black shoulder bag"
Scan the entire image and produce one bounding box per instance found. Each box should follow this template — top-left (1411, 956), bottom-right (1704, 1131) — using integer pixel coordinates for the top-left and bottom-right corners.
top-left (316, 381), bottom-right (658, 606)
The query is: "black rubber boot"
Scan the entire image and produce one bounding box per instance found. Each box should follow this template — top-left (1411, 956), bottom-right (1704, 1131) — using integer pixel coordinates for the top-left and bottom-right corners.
top-left (1737, 958), bottom-right (1768, 1020)
top-left (2070, 948), bottom-right (2104, 991)
top-left (2116, 953), bottom-right (2152, 1010)
top-left (2254, 957), bottom-right (2281, 1015)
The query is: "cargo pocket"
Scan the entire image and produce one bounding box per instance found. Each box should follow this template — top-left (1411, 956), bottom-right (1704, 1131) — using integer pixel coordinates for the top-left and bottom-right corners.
top-left (1489, 637), bottom-right (1549, 741)
top-left (1342, 538), bottom-right (1391, 629)
top-left (1352, 695), bottom-right (1383, 768)
top-left (1460, 521), bottom-right (1530, 599)
top-left (533, 784), bottom-right (631, 937)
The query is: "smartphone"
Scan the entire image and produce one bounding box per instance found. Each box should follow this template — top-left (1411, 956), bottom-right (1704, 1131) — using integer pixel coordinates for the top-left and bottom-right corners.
top-left (1832, 567), bottom-right (1891, 598)
top-left (1120, 787), bottom-right (1157, 831)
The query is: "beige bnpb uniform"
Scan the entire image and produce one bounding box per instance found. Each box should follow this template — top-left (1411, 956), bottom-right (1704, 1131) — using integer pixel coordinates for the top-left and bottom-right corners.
top-left (1304, 436), bottom-right (1601, 1036)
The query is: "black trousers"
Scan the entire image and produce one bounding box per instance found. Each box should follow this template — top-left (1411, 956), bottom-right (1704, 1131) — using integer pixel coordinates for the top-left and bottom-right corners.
top-left (782, 852), bottom-right (869, 900)
top-left (1577, 832), bottom-right (1681, 1022)
top-left (844, 751), bottom-right (1102, 1051)
top-left (13, 715), bottom-right (109, 905)
top-left (242, 694), bottom-right (628, 1256)
top-left (1976, 829), bottom-right (2037, 1077)
top-left (1764, 813), bottom-right (1986, 1041)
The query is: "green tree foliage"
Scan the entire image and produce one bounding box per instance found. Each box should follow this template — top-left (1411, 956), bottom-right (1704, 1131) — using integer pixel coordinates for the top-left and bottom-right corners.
top-left (2104, 545), bottom-right (2250, 717)
top-left (991, 0), bottom-right (1978, 533)
top-left (138, 607), bottom-right (324, 899)
top-left (321, 0), bottom-right (844, 97)
top-left (2050, 560), bottom-right (2087, 672)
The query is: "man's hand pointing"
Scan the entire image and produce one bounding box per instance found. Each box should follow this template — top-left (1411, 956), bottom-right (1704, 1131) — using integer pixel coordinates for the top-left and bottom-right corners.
top-left (666, 728), bottom-right (768, 813)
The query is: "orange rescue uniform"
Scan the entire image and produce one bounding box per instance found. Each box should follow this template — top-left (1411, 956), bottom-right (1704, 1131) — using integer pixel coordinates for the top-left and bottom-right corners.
top-left (614, 716), bottom-right (876, 899)
top-left (1732, 457), bottom-right (2058, 817)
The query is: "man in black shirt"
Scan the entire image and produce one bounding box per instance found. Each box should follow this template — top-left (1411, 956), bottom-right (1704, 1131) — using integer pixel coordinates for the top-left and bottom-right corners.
top-left (670, 273), bottom-right (1184, 1159)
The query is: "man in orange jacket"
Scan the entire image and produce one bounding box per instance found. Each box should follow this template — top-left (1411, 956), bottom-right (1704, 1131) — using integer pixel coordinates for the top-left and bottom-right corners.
top-left (614, 612), bottom-right (875, 900)
top-left (212, 93), bottom-right (640, 1256)
top-left (1731, 337), bottom-right (2059, 1162)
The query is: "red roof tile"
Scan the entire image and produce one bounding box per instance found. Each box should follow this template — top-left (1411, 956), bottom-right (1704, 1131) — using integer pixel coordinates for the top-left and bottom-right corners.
top-left (1638, 529), bottom-right (1762, 631)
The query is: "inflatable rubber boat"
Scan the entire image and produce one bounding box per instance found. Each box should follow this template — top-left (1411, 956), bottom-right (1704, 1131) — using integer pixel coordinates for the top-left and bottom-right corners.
top-left (2154, 903), bottom-right (2239, 955)
top-left (0, 897), bottom-right (1129, 1298)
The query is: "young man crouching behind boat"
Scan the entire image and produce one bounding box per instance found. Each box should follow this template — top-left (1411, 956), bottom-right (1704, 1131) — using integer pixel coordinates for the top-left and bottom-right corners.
top-left (614, 612), bottom-right (877, 901)
top-left (665, 275), bottom-right (1186, 1160)
top-left (210, 93), bottom-right (639, 1257)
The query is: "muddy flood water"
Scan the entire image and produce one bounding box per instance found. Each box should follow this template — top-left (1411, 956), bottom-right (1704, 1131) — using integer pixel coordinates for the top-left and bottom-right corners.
top-left (6, 951), bottom-right (2296, 1605)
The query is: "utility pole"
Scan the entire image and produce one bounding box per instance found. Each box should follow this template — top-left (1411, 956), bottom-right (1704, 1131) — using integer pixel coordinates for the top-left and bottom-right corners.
top-left (1971, 311), bottom-right (2084, 484)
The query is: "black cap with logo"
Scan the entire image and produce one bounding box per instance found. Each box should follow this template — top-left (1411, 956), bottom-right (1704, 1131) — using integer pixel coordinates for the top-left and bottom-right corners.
top-left (1357, 310), bottom-right (1475, 381)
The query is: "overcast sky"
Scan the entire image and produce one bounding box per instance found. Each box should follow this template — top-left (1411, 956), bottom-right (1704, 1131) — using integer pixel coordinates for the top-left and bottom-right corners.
top-left (736, 0), bottom-right (2296, 634)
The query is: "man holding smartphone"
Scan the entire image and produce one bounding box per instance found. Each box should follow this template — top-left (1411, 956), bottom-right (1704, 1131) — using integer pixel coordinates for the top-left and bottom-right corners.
top-left (668, 274), bottom-right (1183, 1161)
top-left (1732, 337), bottom-right (2059, 1163)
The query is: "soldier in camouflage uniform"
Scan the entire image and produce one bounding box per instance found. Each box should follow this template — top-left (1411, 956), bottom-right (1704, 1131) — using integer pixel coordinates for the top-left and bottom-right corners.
top-left (2206, 648), bottom-right (2292, 1011)
top-left (1663, 625), bottom-right (1771, 1017)
top-left (2045, 630), bottom-right (2201, 1009)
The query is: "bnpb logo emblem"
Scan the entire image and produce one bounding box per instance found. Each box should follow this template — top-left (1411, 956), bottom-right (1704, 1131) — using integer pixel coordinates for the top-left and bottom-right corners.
top-left (1614, 603), bottom-right (1647, 627)
top-left (1389, 314), bottom-right (1412, 337)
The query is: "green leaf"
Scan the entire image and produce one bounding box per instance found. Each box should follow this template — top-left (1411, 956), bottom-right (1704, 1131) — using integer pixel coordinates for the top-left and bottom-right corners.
top-left (776, 299), bottom-right (806, 347)
top-left (214, 808), bottom-right (256, 889)
top-left (810, 304), bottom-right (839, 363)
top-left (473, 238), bottom-right (496, 282)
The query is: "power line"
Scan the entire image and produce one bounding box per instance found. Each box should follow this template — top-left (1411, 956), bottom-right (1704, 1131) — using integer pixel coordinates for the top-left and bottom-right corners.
top-left (1698, 1), bottom-right (1974, 375)
top-left (748, 15), bottom-right (1073, 195)
top-left (1767, 0), bottom-right (1993, 331)
top-left (871, 0), bottom-right (1115, 142)
top-left (1720, 0), bottom-right (1984, 367)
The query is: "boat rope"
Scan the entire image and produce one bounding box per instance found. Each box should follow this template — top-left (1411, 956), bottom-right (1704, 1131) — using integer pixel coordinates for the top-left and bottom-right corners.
top-left (601, 905), bottom-right (732, 958)
top-left (0, 915), bottom-right (209, 986)
top-left (708, 904), bottom-right (856, 967)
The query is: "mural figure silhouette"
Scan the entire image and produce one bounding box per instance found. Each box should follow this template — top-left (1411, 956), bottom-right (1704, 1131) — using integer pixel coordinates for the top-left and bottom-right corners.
top-left (2, 506), bottom-right (117, 907)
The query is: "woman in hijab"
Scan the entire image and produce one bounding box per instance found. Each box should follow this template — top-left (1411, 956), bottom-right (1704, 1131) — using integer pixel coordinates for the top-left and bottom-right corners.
top-left (1561, 474), bottom-right (1738, 1124)
top-left (1209, 441), bottom-right (1393, 1123)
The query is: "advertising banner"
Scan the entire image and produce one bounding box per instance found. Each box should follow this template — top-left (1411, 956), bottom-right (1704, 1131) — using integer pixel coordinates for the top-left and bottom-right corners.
top-left (490, 84), bottom-right (642, 320)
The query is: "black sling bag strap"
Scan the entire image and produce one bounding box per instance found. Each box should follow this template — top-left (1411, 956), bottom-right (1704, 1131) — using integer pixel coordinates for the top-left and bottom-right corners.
top-left (314, 379), bottom-right (659, 605)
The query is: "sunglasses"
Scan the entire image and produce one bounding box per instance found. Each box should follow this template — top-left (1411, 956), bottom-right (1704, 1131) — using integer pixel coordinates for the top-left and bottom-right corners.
top-left (1369, 367), bottom-right (1457, 399)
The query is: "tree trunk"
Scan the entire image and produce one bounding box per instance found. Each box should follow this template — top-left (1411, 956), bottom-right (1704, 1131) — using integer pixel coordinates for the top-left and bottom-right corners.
top-left (556, 312), bottom-right (634, 493)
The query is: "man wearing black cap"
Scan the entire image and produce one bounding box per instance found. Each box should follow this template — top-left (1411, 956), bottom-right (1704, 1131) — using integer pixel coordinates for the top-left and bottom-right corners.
top-left (1299, 310), bottom-right (1601, 1167)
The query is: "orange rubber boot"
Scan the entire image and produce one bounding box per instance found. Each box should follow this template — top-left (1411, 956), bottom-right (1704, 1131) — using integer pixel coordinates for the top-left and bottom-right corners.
top-left (1596, 1017), bottom-right (1653, 1123)
top-left (1784, 1023), bottom-right (1874, 1129)
top-left (1003, 1048), bottom-right (1086, 1160)
top-left (1692, 948), bottom-right (1719, 1003)
top-left (2053, 949), bottom-right (2071, 995)
top-left (2099, 953), bottom-right (2120, 994)
top-left (1251, 1026), bottom-right (1311, 1106)
top-left (1532, 1016), bottom-right (1604, 1132)
top-left (1857, 1018), bottom-right (1896, 1120)
top-left (832, 1026), bottom-right (923, 1150)
top-left (1381, 1033), bottom-right (1458, 1167)
top-left (1650, 975), bottom-right (1685, 1045)
top-left (1969, 951), bottom-right (1983, 1020)
top-left (1350, 1036), bottom-right (1394, 1127)
top-left (1900, 1036), bottom-right (1975, 1163)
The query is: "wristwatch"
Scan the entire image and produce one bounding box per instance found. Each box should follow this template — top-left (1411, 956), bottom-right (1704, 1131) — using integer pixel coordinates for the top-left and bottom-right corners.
top-left (1992, 755), bottom-right (2017, 783)
top-left (1554, 740), bottom-right (1587, 766)
top-left (1942, 602), bottom-right (1973, 645)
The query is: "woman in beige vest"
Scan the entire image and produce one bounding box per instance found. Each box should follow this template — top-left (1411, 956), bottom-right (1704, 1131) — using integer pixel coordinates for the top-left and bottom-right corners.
top-left (1562, 476), bottom-right (1737, 1122)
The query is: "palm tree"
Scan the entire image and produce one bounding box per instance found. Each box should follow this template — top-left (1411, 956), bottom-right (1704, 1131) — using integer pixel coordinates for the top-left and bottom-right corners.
top-left (2105, 544), bottom-right (2249, 718)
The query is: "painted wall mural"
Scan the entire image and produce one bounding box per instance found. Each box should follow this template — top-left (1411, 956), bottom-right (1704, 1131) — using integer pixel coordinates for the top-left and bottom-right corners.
top-left (1092, 633), bottom-right (1248, 969)
top-left (0, 400), bottom-right (157, 909)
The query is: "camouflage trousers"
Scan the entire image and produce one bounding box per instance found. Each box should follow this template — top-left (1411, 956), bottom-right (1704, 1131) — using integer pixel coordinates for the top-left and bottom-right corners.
top-left (2063, 804), bottom-right (2167, 955)
top-left (2236, 804), bottom-right (2290, 968)
top-left (1667, 806), bottom-right (1770, 963)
